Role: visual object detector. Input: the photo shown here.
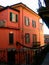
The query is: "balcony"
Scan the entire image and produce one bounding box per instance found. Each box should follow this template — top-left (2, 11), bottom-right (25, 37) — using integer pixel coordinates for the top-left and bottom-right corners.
top-left (32, 42), bottom-right (40, 48)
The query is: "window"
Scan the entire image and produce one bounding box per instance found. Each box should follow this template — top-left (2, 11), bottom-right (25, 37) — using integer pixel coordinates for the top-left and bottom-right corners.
top-left (32, 34), bottom-right (37, 45)
top-left (9, 33), bottom-right (14, 44)
top-left (32, 20), bottom-right (36, 28)
top-left (25, 33), bottom-right (30, 43)
top-left (10, 12), bottom-right (18, 22)
top-left (25, 17), bottom-right (29, 26)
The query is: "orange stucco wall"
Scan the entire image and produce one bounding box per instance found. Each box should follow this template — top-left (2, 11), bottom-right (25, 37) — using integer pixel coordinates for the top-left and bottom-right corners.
top-left (0, 6), bottom-right (44, 48)
top-left (0, 28), bottom-right (19, 49)
top-left (0, 8), bottom-right (20, 50)
top-left (14, 6), bottom-right (44, 47)
top-left (22, 8), bottom-right (40, 47)
top-left (0, 8), bottom-right (19, 28)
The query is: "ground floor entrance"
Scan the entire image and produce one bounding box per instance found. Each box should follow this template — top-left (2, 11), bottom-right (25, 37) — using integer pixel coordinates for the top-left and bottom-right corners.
top-left (7, 49), bottom-right (15, 65)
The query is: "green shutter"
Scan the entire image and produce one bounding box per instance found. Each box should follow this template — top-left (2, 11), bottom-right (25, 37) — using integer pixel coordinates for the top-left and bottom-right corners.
top-left (28, 18), bottom-right (29, 25)
top-left (24, 16), bottom-right (26, 25)
top-left (16, 14), bottom-right (18, 22)
top-left (10, 12), bottom-right (12, 21)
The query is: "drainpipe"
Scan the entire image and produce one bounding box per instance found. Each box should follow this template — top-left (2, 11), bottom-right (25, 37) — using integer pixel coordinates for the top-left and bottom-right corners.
top-left (22, 7), bottom-right (24, 45)
top-left (39, 18), bottom-right (40, 47)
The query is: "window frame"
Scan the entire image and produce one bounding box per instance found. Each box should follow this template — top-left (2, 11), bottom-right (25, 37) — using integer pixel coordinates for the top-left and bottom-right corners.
top-left (32, 34), bottom-right (37, 45)
top-left (10, 12), bottom-right (18, 22)
top-left (25, 33), bottom-right (30, 43)
top-left (25, 16), bottom-right (30, 26)
top-left (32, 20), bottom-right (36, 28)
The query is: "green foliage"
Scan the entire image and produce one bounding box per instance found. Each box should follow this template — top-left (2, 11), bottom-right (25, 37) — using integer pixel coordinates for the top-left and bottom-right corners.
top-left (38, 7), bottom-right (47, 12)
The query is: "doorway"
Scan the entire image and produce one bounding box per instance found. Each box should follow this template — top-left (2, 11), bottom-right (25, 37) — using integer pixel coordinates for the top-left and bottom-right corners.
top-left (7, 50), bottom-right (15, 65)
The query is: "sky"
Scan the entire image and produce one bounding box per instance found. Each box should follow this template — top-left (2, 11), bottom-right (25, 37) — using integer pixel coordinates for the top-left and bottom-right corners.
top-left (0, 0), bottom-right (49, 34)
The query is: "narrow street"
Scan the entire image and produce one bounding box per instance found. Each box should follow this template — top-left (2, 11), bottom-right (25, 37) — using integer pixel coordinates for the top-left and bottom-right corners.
top-left (41, 52), bottom-right (49, 65)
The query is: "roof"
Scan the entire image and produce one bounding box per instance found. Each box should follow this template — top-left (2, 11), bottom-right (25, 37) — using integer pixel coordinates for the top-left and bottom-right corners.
top-left (11, 2), bottom-right (40, 17)
top-left (0, 6), bottom-right (20, 12)
top-left (0, 5), bottom-right (4, 10)
top-left (0, 5), bottom-right (4, 7)
top-left (0, 3), bottom-right (40, 18)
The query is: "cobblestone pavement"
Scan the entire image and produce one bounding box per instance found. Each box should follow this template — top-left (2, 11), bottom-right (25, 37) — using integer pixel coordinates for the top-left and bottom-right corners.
top-left (41, 53), bottom-right (49, 65)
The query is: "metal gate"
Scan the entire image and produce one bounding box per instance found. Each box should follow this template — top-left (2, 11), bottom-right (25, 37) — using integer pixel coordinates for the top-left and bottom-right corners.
top-left (15, 48), bottom-right (34, 65)
top-left (0, 46), bottom-right (46, 65)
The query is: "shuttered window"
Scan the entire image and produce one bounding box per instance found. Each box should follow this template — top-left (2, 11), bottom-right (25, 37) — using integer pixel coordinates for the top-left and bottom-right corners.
top-left (25, 33), bottom-right (30, 43)
top-left (32, 34), bottom-right (37, 45)
top-left (33, 34), bottom-right (37, 42)
top-left (10, 12), bottom-right (18, 22)
top-left (32, 20), bottom-right (36, 28)
top-left (25, 17), bottom-right (29, 26)
top-left (10, 12), bottom-right (12, 21)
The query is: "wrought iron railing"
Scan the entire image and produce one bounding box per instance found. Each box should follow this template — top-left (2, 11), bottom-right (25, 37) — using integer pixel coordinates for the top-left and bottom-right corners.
top-left (0, 44), bottom-right (48, 65)
top-left (32, 42), bottom-right (40, 48)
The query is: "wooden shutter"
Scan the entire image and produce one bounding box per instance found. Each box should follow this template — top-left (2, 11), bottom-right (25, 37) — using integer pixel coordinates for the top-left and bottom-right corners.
top-left (10, 12), bottom-right (12, 21)
top-left (16, 14), bottom-right (18, 22)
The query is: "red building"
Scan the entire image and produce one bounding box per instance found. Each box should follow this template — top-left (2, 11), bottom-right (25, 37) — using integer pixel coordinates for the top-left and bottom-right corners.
top-left (0, 3), bottom-right (44, 64)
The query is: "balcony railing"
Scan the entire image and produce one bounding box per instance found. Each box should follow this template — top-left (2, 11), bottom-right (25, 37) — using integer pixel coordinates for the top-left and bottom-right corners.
top-left (32, 42), bottom-right (40, 48)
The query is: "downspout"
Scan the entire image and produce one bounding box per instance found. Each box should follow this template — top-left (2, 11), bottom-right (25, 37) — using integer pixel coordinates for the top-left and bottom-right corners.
top-left (38, 18), bottom-right (40, 47)
top-left (22, 7), bottom-right (24, 45)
